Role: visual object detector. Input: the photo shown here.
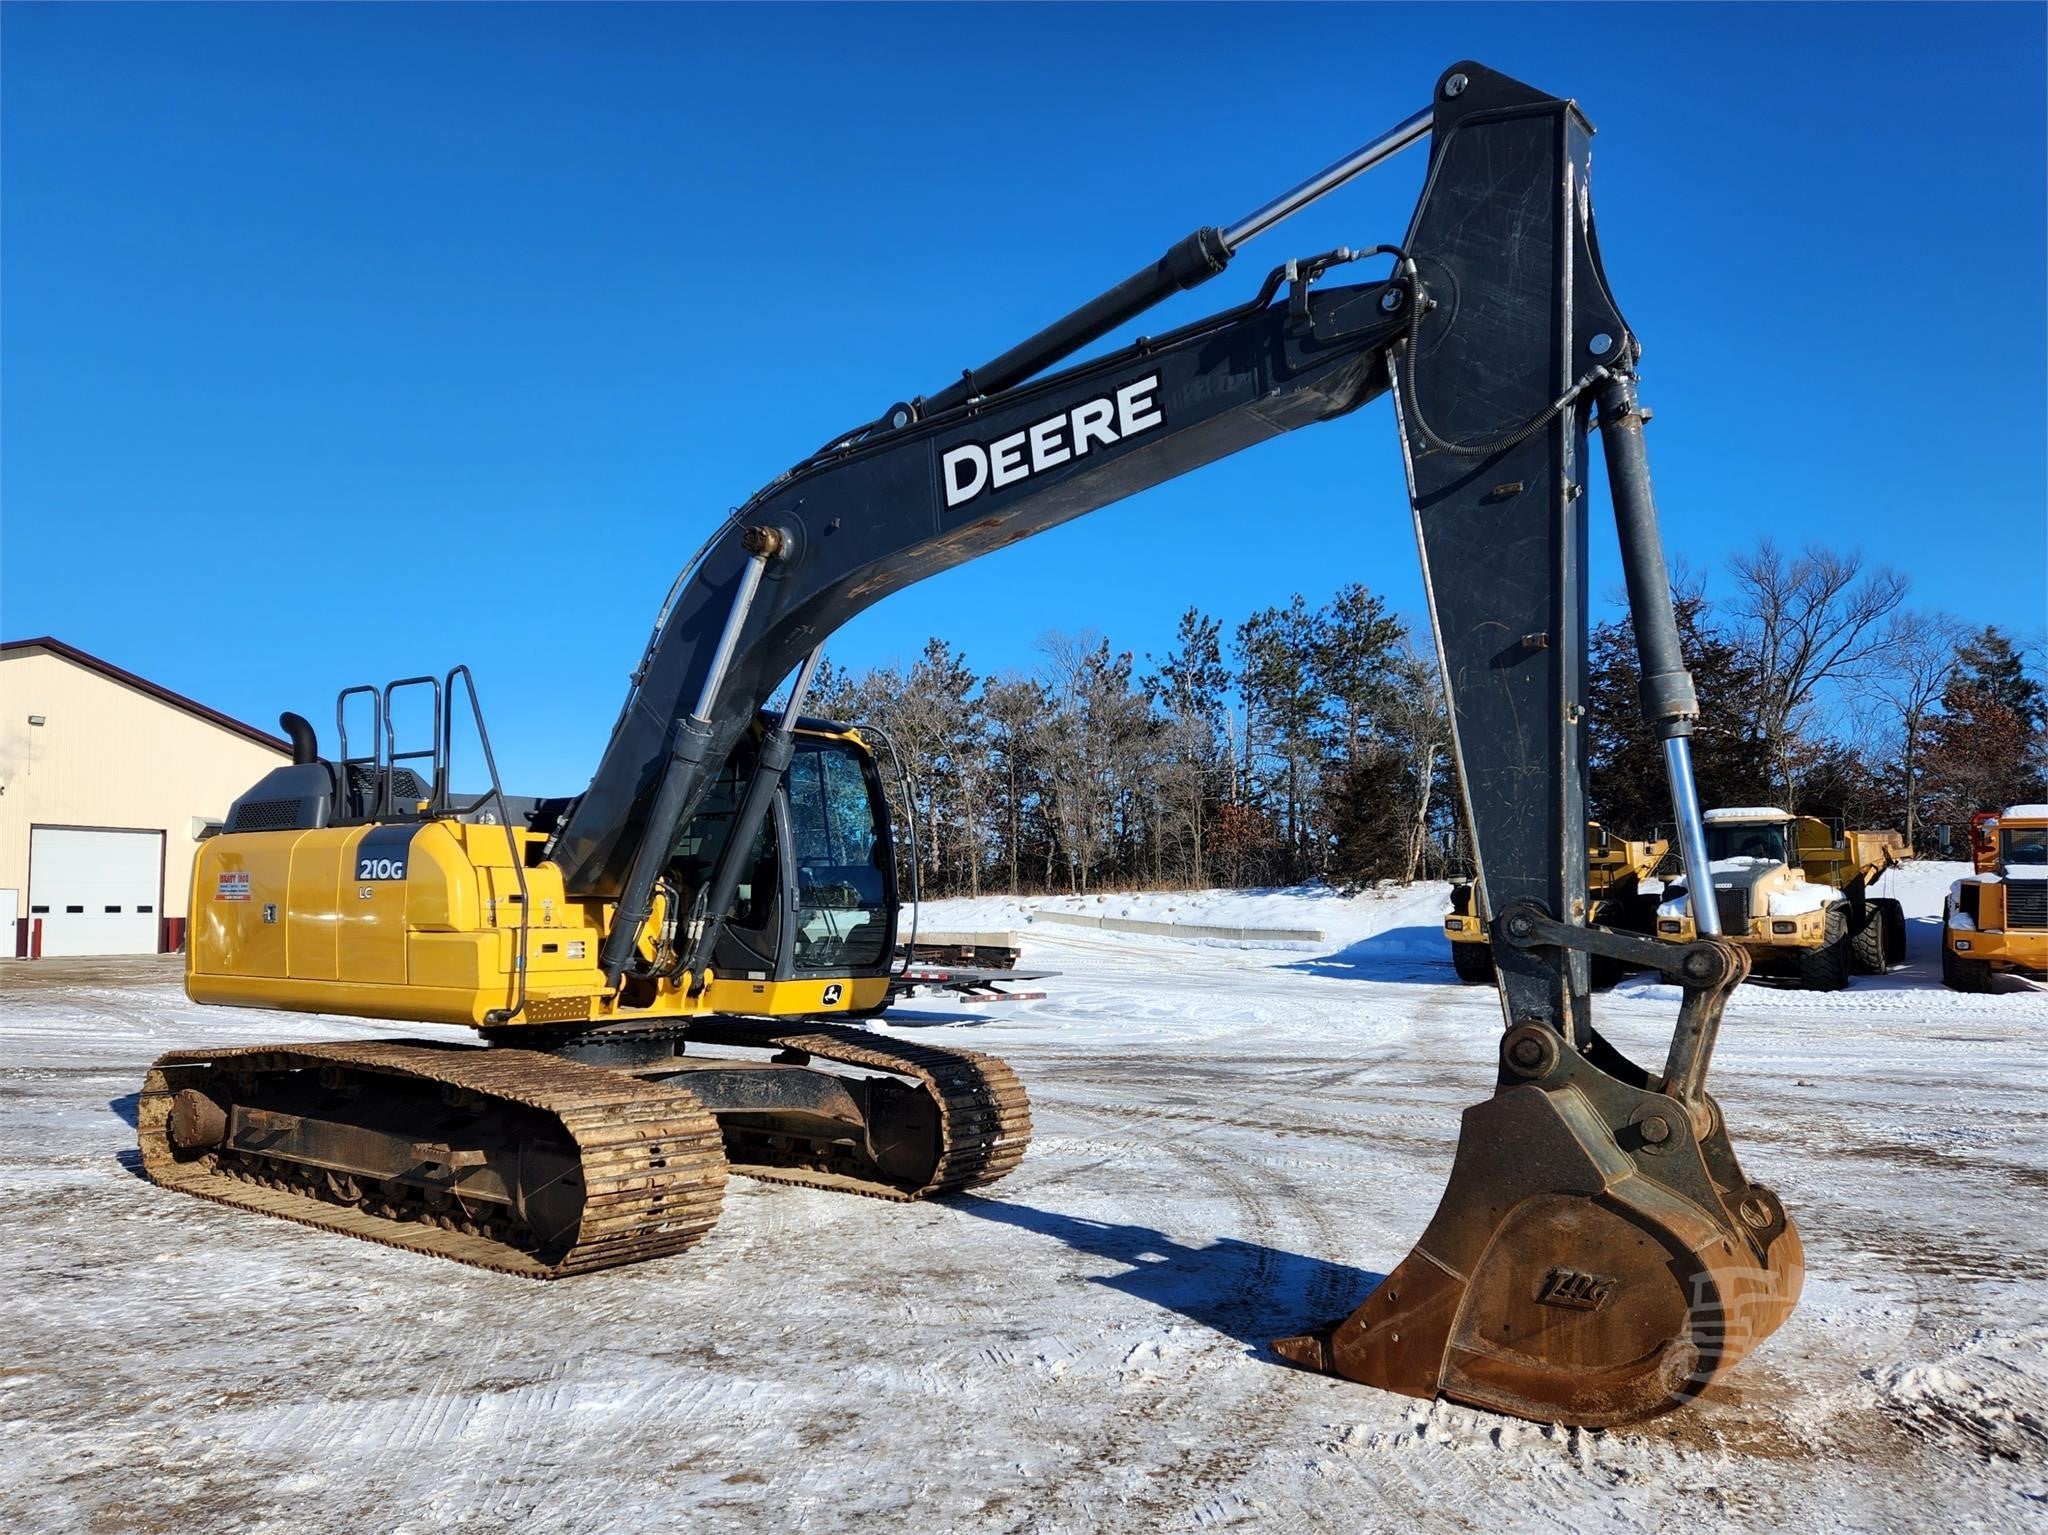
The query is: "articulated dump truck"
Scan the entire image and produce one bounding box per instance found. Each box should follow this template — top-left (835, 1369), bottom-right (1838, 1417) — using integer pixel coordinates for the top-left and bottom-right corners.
top-left (1942, 805), bottom-right (2048, 991)
top-left (1446, 825), bottom-right (1669, 986)
top-left (1653, 808), bottom-right (1908, 990)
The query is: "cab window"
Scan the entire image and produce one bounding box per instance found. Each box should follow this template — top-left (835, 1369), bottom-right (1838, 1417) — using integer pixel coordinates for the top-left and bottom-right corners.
top-left (2004, 828), bottom-right (2048, 866)
top-left (785, 737), bottom-right (890, 970)
top-left (670, 749), bottom-right (776, 929)
top-left (1705, 823), bottom-right (1788, 864)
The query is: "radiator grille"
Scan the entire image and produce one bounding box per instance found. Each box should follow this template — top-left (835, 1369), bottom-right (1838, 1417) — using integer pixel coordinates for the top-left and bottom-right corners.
top-left (228, 797), bottom-right (307, 833)
top-left (522, 995), bottom-right (594, 1024)
top-left (2006, 883), bottom-right (2047, 930)
top-left (1714, 889), bottom-right (1750, 932)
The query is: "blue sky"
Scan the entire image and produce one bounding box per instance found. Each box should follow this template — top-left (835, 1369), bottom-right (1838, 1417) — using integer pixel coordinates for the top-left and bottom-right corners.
top-left (5, 3), bottom-right (2043, 793)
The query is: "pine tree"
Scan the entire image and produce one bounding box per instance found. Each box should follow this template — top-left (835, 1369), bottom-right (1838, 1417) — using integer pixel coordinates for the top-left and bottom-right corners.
top-left (981, 674), bottom-right (1048, 895)
top-left (1587, 594), bottom-right (1772, 835)
top-left (1922, 627), bottom-right (2048, 825)
top-left (1144, 608), bottom-right (1230, 885)
top-left (1954, 627), bottom-right (2045, 730)
top-left (906, 639), bottom-right (984, 895)
top-left (1236, 597), bottom-right (1323, 875)
top-left (1314, 583), bottom-right (1404, 764)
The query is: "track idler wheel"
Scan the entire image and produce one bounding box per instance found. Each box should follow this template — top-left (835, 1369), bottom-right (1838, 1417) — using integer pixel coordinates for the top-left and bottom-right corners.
top-left (1275, 1021), bottom-right (1803, 1425)
top-left (167, 1087), bottom-right (229, 1152)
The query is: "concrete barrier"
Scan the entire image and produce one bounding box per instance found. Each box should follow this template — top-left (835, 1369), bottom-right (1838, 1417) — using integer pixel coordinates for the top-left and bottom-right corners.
top-left (908, 928), bottom-right (1022, 951)
top-left (1031, 910), bottom-right (1324, 943)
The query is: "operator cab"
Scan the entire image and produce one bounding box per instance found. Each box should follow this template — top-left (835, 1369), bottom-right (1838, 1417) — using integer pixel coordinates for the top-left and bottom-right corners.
top-left (666, 717), bottom-right (899, 984)
top-left (1701, 808), bottom-right (1794, 865)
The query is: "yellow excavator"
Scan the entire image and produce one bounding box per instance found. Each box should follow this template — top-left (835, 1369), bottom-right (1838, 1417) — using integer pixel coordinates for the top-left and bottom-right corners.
top-left (140, 62), bottom-right (1802, 1428)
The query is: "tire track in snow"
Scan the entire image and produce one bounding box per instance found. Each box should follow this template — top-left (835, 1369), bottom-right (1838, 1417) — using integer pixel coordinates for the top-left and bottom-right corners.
top-left (1031, 1013), bottom-right (1484, 1535)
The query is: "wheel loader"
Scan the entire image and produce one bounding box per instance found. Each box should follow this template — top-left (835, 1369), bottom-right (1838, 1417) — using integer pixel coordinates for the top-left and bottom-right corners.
top-left (1941, 804), bottom-right (2048, 990)
top-left (1447, 824), bottom-right (1669, 986)
top-left (138, 62), bottom-right (1803, 1428)
top-left (1652, 808), bottom-right (1908, 989)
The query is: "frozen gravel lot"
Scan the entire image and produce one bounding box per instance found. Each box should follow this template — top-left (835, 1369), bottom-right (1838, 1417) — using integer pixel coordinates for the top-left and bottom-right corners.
top-left (2, 876), bottom-right (2043, 1534)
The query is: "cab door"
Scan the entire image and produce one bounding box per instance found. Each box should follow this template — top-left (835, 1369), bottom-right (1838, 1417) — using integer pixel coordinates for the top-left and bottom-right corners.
top-left (779, 735), bottom-right (897, 979)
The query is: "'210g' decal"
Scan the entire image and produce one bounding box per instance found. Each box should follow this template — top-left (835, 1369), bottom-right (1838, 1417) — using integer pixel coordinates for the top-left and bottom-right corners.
top-left (353, 824), bottom-right (420, 883)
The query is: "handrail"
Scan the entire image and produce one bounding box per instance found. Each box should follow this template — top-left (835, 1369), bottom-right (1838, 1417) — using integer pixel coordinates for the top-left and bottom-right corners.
top-left (442, 665), bottom-right (531, 1026)
top-left (378, 675), bottom-right (445, 818)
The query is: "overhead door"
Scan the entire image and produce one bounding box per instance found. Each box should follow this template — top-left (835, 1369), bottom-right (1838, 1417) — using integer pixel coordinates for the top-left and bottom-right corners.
top-left (29, 827), bottom-right (164, 957)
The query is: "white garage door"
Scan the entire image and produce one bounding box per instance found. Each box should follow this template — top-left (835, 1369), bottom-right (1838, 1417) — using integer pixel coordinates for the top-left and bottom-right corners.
top-left (29, 828), bottom-right (163, 957)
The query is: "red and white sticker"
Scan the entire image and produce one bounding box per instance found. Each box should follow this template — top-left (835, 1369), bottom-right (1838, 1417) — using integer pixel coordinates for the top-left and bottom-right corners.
top-left (217, 870), bottom-right (252, 901)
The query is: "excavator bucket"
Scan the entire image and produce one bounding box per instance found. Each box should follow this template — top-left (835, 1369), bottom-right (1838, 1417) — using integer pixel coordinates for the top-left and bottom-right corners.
top-left (1277, 946), bottom-right (1803, 1425)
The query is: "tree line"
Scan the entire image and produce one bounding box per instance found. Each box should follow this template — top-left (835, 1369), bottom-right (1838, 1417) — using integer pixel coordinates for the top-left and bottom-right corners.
top-left (806, 541), bottom-right (2045, 898)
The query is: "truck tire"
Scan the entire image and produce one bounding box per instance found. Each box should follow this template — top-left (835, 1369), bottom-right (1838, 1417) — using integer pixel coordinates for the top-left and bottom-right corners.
top-left (1450, 939), bottom-right (1496, 984)
top-left (1597, 892), bottom-right (1660, 937)
top-left (1850, 904), bottom-right (1888, 974)
top-left (1635, 892), bottom-right (1668, 934)
top-left (1876, 898), bottom-right (1907, 963)
top-left (1940, 924), bottom-right (1994, 993)
top-left (1795, 902), bottom-right (1852, 991)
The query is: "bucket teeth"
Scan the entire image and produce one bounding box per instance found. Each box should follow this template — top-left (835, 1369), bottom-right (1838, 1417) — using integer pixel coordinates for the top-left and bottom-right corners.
top-left (1271, 1332), bottom-right (1333, 1373)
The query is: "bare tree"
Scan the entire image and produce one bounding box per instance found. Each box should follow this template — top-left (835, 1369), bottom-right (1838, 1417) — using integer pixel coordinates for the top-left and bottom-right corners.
top-left (1382, 645), bottom-right (1451, 881)
top-left (1037, 631), bottom-right (1144, 893)
top-left (1857, 611), bottom-right (1964, 848)
top-left (1725, 541), bottom-right (1909, 806)
top-left (1143, 608), bottom-right (1230, 887)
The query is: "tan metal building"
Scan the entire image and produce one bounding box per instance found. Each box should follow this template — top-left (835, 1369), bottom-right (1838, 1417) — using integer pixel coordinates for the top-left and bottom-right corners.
top-left (0, 637), bottom-right (289, 957)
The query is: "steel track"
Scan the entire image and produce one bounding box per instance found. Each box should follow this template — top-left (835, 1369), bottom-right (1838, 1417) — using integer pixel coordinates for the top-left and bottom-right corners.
top-left (682, 1018), bottom-right (1033, 1200)
top-left (138, 1040), bottom-right (728, 1278)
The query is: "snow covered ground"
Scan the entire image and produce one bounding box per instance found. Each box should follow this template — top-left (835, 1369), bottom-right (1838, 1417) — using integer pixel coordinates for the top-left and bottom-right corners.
top-left (2, 867), bottom-right (2043, 1534)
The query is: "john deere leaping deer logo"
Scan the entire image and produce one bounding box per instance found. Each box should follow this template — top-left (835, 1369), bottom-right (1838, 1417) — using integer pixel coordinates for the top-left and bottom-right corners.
top-left (1537, 1268), bottom-right (1618, 1311)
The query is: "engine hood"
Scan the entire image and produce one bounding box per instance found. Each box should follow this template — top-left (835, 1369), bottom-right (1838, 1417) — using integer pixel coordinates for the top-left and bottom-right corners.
top-left (1705, 859), bottom-right (1788, 896)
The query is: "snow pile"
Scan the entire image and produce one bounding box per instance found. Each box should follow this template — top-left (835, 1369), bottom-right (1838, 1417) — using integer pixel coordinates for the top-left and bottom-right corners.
top-left (1870, 859), bottom-right (1975, 918)
top-left (1768, 885), bottom-right (1832, 917)
top-left (1947, 886), bottom-right (1976, 931)
top-left (927, 864), bottom-right (1981, 942)
top-left (917, 881), bottom-right (1456, 953)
